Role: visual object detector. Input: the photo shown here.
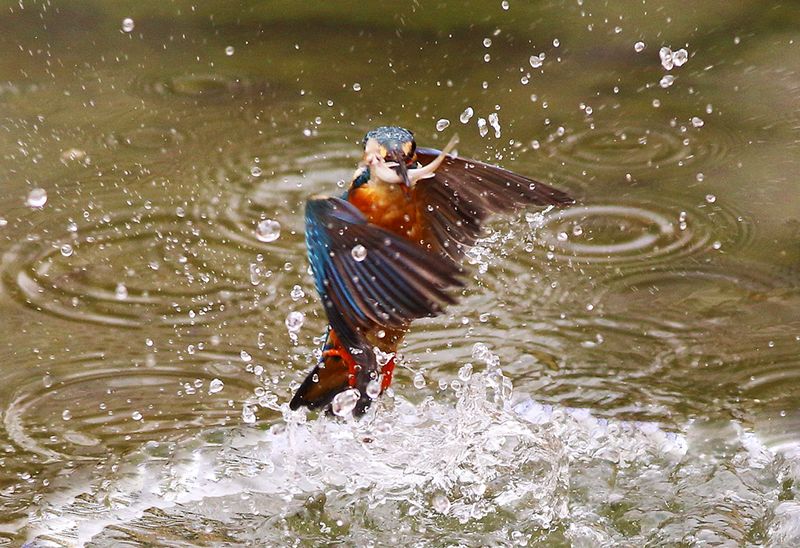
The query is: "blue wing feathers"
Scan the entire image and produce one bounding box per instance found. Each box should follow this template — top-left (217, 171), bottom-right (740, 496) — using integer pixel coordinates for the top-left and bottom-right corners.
top-left (305, 196), bottom-right (462, 353)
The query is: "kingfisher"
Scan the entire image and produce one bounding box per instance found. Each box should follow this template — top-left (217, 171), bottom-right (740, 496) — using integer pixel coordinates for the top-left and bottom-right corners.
top-left (289, 126), bottom-right (573, 416)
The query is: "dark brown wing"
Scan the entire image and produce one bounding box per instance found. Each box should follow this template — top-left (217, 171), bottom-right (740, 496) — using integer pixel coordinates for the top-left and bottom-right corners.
top-left (413, 148), bottom-right (574, 261)
top-left (306, 196), bottom-right (463, 356)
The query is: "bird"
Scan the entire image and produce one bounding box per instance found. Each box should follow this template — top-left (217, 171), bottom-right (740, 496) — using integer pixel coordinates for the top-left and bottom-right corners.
top-left (289, 126), bottom-right (573, 416)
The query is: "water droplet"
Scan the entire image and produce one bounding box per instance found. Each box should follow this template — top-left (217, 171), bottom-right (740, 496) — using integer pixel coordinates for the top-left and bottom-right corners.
top-left (250, 165), bottom-right (263, 177)
top-left (705, 194), bottom-right (716, 203)
top-left (659, 75), bottom-right (675, 88)
top-left (435, 118), bottom-right (450, 131)
top-left (572, 224), bottom-right (584, 236)
top-left (483, 38), bottom-right (492, 47)
top-left (501, 0), bottom-right (509, 10)
top-left (460, 107), bottom-right (474, 124)
top-left (331, 389), bottom-right (360, 417)
top-left (225, 46), bottom-right (235, 56)
top-left (242, 404), bottom-right (256, 424)
top-left (366, 379), bottom-right (381, 399)
top-left (478, 118), bottom-right (489, 137)
top-left (351, 244), bottom-right (367, 262)
top-left (352, 82), bottom-right (362, 92)
top-left (285, 311), bottom-right (305, 333)
top-left (255, 219), bottom-right (281, 242)
top-left (131, 411), bottom-right (143, 421)
top-left (121, 17), bottom-right (134, 32)
top-left (458, 364), bottom-right (473, 381)
top-left (672, 48), bottom-right (688, 66)
top-left (26, 188), bottom-right (47, 209)
top-left (413, 372), bottom-right (426, 389)
top-left (61, 410), bottom-right (72, 421)
top-left (60, 244), bottom-right (73, 257)
top-left (488, 112), bottom-right (501, 138)
top-left (432, 494), bottom-right (451, 513)
top-left (290, 285), bottom-right (305, 301)
top-left (114, 283), bottom-right (128, 300)
top-left (634, 41), bottom-right (646, 52)
top-left (659, 47), bottom-right (674, 70)
top-left (208, 378), bottom-right (224, 394)
top-left (0, 217), bottom-right (7, 228)
top-left (529, 55), bottom-right (543, 68)
top-left (240, 350), bottom-right (252, 362)
top-left (249, 263), bottom-right (263, 286)
top-left (691, 116), bottom-right (705, 128)
top-left (552, 38), bottom-right (560, 47)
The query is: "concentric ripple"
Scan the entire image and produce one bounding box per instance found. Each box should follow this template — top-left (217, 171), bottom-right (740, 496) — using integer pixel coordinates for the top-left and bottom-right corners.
top-left (534, 199), bottom-right (752, 266)
top-left (104, 126), bottom-right (186, 151)
top-left (0, 212), bottom-right (282, 327)
top-left (545, 122), bottom-right (743, 172)
top-left (3, 351), bottom-right (257, 461)
top-left (598, 260), bottom-right (797, 324)
top-left (136, 73), bottom-right (277, 101)
top-left (206, 127), bottom-right (359, 247)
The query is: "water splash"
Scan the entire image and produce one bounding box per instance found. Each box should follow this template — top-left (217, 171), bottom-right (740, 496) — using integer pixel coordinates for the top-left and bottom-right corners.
top-left (21, 361), bottom-right (800, 546)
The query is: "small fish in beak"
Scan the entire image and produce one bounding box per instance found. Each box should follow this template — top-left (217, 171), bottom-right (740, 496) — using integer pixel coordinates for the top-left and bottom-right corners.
top-left (367, 134), bottom-right (459, 188)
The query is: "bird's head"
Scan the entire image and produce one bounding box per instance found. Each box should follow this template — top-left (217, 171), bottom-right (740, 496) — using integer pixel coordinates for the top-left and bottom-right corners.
top-left (362, 126), bottom-right (417, 188)
top-left (362, 126), bottom-right (458, 189)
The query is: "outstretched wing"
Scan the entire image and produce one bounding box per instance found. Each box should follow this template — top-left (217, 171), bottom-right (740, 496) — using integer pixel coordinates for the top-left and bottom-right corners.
top-left (413, 148), bottom-right (574, 261)
top-left (305, 196), bottom-right (463, 354)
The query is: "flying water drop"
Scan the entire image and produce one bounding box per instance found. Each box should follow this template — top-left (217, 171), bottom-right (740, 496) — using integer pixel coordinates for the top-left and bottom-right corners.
top-left (432, 494), bottom-right (451, 514)
top-left (285, 311), bottom-right (305, 333)
top-left (255, 219), bottom-right (281, 242)
top-left (488, 113), bottom-right (501, 138)
top-left (241, 405), bottom-right (256, 424)
top-left (351, 244), bottom-right (367, 262)
top-left (435, 119), bottom-right (450, 131)
top-left (659, 75), bottom-right (675, 88)
top-left (290, 285), bottom-right (305, 301)
top-left (114, 283), bottom-right (128, 300)
top-left (121, 18), bottom-right (134, 32)
top-left (331, 389), bottom-right (360, 417)
top-left (208, 378), bottom-right (224, 394)
top-left (477, 118), bottom-right (488, 137)
top-left (366, 379), bottom-right (382, 399)
top-left (460, 107), bottom-right (474, 124)
top-left (26, 188), bottom-right (47, 209)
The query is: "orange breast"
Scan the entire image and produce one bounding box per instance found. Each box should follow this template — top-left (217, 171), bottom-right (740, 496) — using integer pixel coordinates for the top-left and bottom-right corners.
top-left (349, 184), bottom-right (423, 242)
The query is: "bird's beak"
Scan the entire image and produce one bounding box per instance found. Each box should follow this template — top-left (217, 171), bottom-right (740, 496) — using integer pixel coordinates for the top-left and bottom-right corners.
top-left (387, 149), bottom-right (412, 189)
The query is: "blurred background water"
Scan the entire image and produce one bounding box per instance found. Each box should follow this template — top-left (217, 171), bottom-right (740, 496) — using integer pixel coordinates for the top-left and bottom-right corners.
top-left (0, 1), bottom-right (799, 545)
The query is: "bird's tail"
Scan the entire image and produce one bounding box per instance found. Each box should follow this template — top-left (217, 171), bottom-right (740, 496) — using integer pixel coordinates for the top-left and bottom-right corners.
top-left (289, 330), bottom-right (396, 416)
top-left (289, 345), bottom-right (352, 412)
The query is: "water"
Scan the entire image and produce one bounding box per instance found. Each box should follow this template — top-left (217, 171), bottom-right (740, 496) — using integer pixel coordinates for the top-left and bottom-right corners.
top-left (0, 1), bottom-right (799, 545)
